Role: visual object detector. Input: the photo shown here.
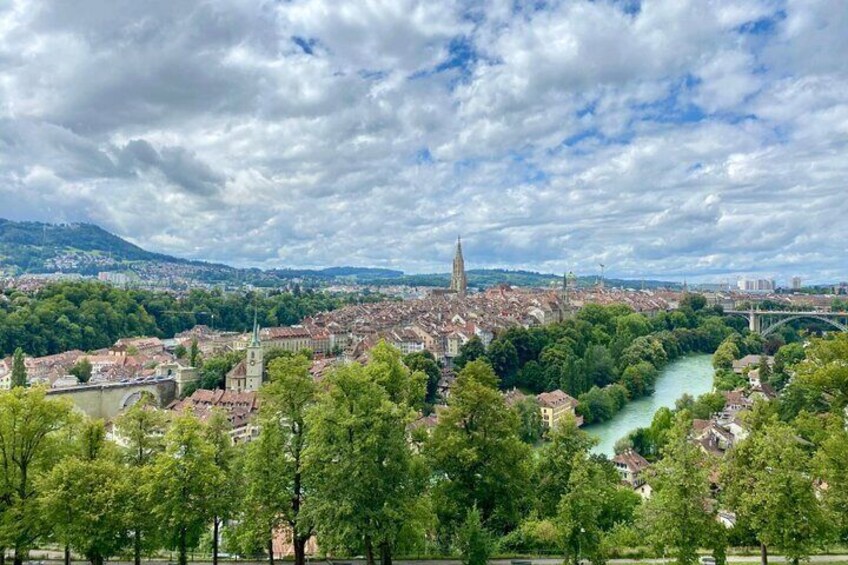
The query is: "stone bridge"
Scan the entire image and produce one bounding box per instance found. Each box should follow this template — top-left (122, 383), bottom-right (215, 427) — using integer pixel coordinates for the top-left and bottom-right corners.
top-left (46, 378), bottom-right (177, 420)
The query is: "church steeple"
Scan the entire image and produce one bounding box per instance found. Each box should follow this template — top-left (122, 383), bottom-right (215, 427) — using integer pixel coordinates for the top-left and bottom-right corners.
top-left (450, 236), bottom-right (467, 297)
top-left (245, 308), bottom-right (263, 392)
top-left (250, 309), bottom-right (260, 347)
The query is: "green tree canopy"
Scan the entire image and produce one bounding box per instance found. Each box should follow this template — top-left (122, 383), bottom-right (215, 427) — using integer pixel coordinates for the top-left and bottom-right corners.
top-left (0, 388), bottom-right (75, 565)
top-left (40, 420), bottom-right (129, 565)
top-left (454, 336), bottom-right (486, 370)
top-left (641, 414), bottom-right (717, 565)
top-left (148, 412), bottom-right (224, 565)
top-left (724, 417), bottom-right (829, 565)
top-left (305, 362), bottom-right (426, 565)
top-left (113, 395), bottom-right (167, 565)
top-left (427, 360), bottom-right (531, 536)
top-left (10, 348), bottom-right (26, 388)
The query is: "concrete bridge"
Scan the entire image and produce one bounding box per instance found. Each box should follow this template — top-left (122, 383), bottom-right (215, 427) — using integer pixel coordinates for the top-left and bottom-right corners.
top-left (725, 309), bottom-right (848, 336)
top-left (46, 378), bottom-right (177, 420)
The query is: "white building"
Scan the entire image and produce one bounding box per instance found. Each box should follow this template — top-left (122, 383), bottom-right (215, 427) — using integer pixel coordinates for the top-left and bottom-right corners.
top-left (737, 278), bottom-right (776, 292)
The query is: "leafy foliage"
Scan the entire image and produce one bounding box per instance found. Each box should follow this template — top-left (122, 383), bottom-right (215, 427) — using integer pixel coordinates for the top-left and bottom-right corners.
top-left (427, 360), bottom-right (532, 536)
top-left (0, 281), bottom-right (381, 357)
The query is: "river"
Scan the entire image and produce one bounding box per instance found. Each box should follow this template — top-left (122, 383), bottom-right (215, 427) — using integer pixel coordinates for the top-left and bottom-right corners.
top-left (585, 354), bottom-right (715, 456)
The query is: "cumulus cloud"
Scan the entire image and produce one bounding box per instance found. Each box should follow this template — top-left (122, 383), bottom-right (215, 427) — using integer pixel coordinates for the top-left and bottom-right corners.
top-left (0, 0), bottom-right (845, 282)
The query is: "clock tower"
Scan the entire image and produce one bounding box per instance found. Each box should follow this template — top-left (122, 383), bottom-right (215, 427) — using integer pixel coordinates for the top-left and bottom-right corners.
top-left (245, 315), bottom-right (264, 392)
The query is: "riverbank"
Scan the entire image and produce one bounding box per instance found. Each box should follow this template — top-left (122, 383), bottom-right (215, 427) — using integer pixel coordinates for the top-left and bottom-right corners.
top-left (585, 354), bottom-right (715, 456)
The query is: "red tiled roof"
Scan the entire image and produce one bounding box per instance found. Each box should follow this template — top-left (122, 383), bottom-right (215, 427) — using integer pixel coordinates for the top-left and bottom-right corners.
top-left (613, 449), bottom-right (650, 472)
top-left (536, 389), bottom-right (578, 409)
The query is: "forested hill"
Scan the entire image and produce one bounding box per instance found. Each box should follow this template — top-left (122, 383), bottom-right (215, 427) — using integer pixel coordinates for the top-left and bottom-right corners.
top-left (1, 219), bottom-right (170, 261)
top-left (0, 219), bottom-right (223, 275)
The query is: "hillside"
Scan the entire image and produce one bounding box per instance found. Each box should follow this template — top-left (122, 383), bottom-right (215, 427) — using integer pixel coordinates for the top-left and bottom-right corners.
top-left (0, 219), bottom-right (678, 289)
top-left (0, 219), bottom-right (234, 277)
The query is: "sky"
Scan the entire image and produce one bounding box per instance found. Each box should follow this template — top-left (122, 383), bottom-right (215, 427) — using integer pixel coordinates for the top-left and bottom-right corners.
top-left (0, 0), bottom-right (846, 283)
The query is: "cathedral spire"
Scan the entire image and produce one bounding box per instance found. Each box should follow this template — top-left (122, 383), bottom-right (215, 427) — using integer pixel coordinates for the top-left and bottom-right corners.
top-left (450, 236), bottom-right (467, 297)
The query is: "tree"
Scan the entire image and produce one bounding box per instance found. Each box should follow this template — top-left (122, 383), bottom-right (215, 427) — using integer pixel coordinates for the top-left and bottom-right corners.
top-left (584, 344), bottom-right (617, 388)
top-left (724, 418), bottom-right (828, 565)
top-left (628, 407), bottom-right (674, 461)
top-left (40, 421), bottom-right (130, 565)
top-left (10, 348), bottom-right (26, 388)
top-left (241, 354), bottom-right (316, 565)
top-left (615, 313), bottom-right (652, 345)
top-left (148, 412), bottom-right (224, 565)
top-left (427, 360), bottom-right (531, 536)
top-left (757, 353), bottom-right (771, 383)
top-left (679, 293), bottom-right (707, 312)
top-left (454, 506), bottom-right (493, 565)
top-left (305, 362), bottom-right (425, 565)
top-left (366, 340), bottom-right (426, 411)
top-left (113, 396), bottom-right (167, 565)
top-left (404, 350), bottom-right (441, 405)
top-left (792, 333), bottom-right (848, 414)
top-left (619, 336), bottom-right (667, 372)
top-left (814, 427), bottom-right (848, 542)
top-left (641, 414), bottom-right (716, 565)
top-left (533, 417), bottom-right (596, 517)
top-left (174, 344), bottom-right (187, 359)
top-left (203, 411), bottom-right (237, 565)
top-left (620, 361), bottom-right (658, 398)
top-left (0, 388), bottom-right (74, 565)
top-left (239, 414), bottom-right (289, 565)
top-left (513, 397), bottom-right (543, 444)
top-left (454, 336), bottom-right (486, 370)
top-left (486, 339), bottom-right (519, 388)
top-left (189, 338), bottom-right (201, 368)
top-left (68, 358), bottom-right (93, 383)
top-left (713, 338), bottom-right (740, 371)
top-left (556, 456), bottom-right (610, 565)
top-left (196, 350), bottom-right (244, 390)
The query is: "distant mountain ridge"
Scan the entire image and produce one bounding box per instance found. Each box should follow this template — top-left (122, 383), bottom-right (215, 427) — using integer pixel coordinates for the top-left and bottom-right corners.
top-left (0, 218), bottom-right (677, 289)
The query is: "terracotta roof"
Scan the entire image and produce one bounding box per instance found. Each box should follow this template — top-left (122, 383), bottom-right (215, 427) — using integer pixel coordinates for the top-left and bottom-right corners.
top-left (262, 326), bottom-right (312, 339)
top-left (536, 389), bottom-right (578, 409)
top-left (692, 419), bottom-right (711, 433)
top-left (503, 388), bottom-right (528, 407)
top-left (613, 449), bottom-right (650, 472)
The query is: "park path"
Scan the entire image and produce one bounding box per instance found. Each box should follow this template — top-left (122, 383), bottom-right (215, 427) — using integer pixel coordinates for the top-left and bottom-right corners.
top-left (21, 555), bottom-right (848, 565)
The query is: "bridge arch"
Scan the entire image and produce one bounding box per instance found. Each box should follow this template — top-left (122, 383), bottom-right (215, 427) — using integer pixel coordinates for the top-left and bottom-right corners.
top-left (119, 388), bottom-right (160, 411)
top-left (761, 315), bottom-right (848, 337)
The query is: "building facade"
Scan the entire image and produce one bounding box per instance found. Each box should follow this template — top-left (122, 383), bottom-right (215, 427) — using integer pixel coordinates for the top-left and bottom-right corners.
top-left (536, 389), bottom-right (582, 428)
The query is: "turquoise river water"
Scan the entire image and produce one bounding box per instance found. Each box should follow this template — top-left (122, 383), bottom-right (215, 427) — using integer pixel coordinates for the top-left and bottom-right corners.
top-left (585, 354), bottom-right (715, 456)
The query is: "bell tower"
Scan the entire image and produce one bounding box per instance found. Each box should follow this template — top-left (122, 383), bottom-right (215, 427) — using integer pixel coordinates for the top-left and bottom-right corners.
top-left (245, 312), bottom-right (264, 392)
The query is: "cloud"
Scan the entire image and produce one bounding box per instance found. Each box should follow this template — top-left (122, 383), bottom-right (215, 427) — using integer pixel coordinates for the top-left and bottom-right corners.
top-left (0, 0), bottom-right (845, 282)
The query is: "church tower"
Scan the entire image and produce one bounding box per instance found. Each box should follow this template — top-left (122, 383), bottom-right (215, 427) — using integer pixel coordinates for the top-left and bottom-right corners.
top-left (450, 236), bottom-right (467, 297)
top-left (560, 271), bottom-right (576, 321)
top-left (245, 313), bottom-right (264, 392)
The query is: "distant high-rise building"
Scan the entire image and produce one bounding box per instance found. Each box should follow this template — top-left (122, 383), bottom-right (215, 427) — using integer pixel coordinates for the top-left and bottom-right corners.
top-left (791, 276), bottom-right (802, 291)
top-left (450, 237), bottom-right (467, 297)
top-left (737, 278), bottom-right (776, 292)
